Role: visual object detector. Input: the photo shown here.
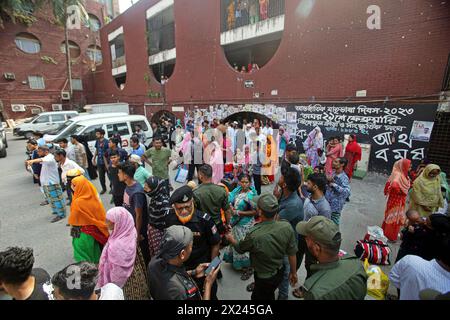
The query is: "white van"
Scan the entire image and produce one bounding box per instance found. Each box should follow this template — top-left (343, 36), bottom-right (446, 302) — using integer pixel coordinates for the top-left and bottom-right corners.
top-left (13, 111), bottom-right (79, 139)
top-left (61, 115), bottom-right (153, 154)
top-left (43, 112), bottom-right (129, 142)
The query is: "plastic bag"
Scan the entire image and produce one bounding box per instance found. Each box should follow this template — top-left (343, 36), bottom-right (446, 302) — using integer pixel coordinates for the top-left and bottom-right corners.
top-left (367, 226), bottom-right (388, 244)
top-left (364, 259), bottom-right (390, 300)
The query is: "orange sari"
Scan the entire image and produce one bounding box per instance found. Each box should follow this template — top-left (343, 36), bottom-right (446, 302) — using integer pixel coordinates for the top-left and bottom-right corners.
top-left (69, 176), bottom-right (109, 238)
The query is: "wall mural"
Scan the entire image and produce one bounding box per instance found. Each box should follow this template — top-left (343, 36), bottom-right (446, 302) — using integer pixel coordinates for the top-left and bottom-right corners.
top-left (184, 102), bottom-right (438, 173)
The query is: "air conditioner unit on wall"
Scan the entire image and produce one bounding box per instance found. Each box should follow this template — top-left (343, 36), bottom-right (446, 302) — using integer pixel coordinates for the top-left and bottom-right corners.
top-left (11, 104), bottom-right (26, 112)
top-left (61, 91), bottom-right (71, 100)
top-left (31, 108), bottom-right (41, 115)
top-left (52, 104), bottom-right (63, 111)
top-left (3, 73), bottom-right (15, 80)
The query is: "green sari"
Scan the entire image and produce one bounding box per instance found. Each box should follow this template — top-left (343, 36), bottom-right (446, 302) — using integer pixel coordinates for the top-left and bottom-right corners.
top-left (223, 186), bottom-right (257, 270)
top-left (73, 232), bottom-right (102, 264)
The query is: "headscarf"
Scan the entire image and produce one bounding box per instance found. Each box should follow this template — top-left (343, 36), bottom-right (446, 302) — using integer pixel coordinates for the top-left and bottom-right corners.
top-left (345, 135), bottom-right (362, 162)
top-left (440, 172), bottom-right (449, 200)
top-left (97, 207), bottom-right (137, 288)
top-left (145, 176), bottom-right (170, 229)
top-left (387, 158), bottom-right (411, 195)
top-left (412, 164), bottom-right (444, 208)
top-left (69, 176), bottom-right (109, 237)
top-left (304, 127), bottom-right (323, 151)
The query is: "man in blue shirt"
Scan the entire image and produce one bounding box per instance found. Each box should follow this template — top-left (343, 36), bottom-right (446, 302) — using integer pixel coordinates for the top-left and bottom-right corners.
top-left (276, 167), bottom-right (303, 300)
top-left (93, 129), bottom-right (109, 194)
top-left (129, 136), bottom-right (145, 165)
top-left (325, 157), bottom-right (351, 226)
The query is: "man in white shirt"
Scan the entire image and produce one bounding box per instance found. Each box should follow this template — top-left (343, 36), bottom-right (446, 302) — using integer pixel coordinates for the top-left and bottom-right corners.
top-left (389, 214), bottom-right (450, 300)
top-left (26, 145), bottom-right (66, 223)
top-left (54, 149), bottom-right (85, 206)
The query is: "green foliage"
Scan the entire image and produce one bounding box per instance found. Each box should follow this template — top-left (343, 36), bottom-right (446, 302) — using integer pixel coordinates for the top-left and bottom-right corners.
top-left (0, 0), bottom-right (40, 28)
top-left (41, 55), bottom-right (58, 64)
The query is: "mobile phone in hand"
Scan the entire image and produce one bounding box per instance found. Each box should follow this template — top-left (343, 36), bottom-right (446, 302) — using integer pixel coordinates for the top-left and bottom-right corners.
top-left (205, 257), bottom-right (222, 276)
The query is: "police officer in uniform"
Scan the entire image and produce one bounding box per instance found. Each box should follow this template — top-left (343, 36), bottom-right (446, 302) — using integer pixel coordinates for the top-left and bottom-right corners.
top-left (148, 225), bottom-right (220, 300)
top-left (296, 216), bottom-right (368, 300)
top-left (225, 193), bottom-right (299, 300)
top-left (166, 186), bottom-right (221, 299)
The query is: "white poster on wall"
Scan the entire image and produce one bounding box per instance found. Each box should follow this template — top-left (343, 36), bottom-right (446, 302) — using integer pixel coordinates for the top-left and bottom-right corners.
top-left (409, 120), bottom-right (434, 142)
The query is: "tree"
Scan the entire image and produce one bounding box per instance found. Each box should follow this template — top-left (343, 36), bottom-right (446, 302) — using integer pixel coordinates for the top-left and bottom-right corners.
top-left (0, 0), bottom-right (38, 28)
top-left (49, 0), bottom-right (89, 96)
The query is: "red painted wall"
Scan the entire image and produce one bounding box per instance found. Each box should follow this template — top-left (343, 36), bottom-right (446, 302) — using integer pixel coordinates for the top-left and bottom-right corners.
top-left (91, 0), bottom-right (450, 115)
top-left (0, 1), bottom-right (105, 120)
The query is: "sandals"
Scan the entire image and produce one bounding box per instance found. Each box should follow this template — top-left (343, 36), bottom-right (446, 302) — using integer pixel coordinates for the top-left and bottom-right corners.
top-left (240, 268), bottom-right (253, 281)
top-left (292, 287), bottom-right (305, 299)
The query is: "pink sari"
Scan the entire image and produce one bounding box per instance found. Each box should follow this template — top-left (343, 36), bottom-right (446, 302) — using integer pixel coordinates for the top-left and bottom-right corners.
top-left (325, 143), bottom-right (342, 175)
top-left (209, 141), bottom-right (224, 184)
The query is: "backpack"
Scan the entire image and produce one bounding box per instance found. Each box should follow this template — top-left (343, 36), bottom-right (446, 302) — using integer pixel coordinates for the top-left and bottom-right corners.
top-left (354, 234), bottom-right (391, 265)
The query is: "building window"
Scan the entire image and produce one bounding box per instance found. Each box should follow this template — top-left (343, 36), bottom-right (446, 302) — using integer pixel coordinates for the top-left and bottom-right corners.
top-left (72, 79), bottom-right (83, 91)
top-left (147, 7), bottom-right (175, 56)
top-left (87, 45), bottom-right (103, 64)
top-left (28, 76), bottom-right (45, 89)
top-left (88, 14), bottom-right (101, 32)
top-left (15, 33), bottom-right (41, 54)
top-left (60, 40), bottom-right (81, 59)
top-left (110, 34), bottom-right (125, 69)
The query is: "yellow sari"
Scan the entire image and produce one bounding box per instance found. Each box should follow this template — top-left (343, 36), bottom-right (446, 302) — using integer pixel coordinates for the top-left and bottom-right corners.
top-left (409, 164), bottom-right (444, 217)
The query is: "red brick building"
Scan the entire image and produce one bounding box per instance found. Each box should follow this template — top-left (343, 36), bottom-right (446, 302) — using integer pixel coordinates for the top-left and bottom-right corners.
top-left (86, 0), bottom-right (450, 172)
top-left (0, 0), bottom-right (106, 120)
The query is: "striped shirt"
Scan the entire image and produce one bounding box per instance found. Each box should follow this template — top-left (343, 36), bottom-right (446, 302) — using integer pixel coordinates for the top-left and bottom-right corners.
top-left (389, 255), bottom-right (450, 300)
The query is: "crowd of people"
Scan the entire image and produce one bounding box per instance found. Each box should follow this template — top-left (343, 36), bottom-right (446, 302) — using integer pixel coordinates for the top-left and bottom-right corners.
top-left (0, 115), bottom-right (449, 301)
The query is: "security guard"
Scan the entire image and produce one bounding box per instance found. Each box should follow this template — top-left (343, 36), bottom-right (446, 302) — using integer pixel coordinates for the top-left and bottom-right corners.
top-left (166, 186), bottom-right (221, 299)
top-left (225, 193), bottom-right (299, 300)
top-left (296, 216), bottom-right (368, 300)
top-left (148, 225), bottom-right (220, 300)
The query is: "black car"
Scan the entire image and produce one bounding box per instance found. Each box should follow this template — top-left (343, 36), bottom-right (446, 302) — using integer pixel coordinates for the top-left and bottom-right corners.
top-left (0, 121), bottom-right (7, 158)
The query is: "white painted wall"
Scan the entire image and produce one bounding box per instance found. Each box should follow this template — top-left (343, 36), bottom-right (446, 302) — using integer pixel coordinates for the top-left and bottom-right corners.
top-left (112, 64), bottom-right (127, 76)
top-left (108, 26), bottom-right (124, 42)
top-left (220, 15), bottom-right (285, 46)
top-left (146, 0), bottom-right (174, 19)
top-left (148, 48), bottom-right (176, 65)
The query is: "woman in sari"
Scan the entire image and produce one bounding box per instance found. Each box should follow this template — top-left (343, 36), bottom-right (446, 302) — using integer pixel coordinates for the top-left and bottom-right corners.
top-left (278, 126), bottom-right (290, 163)
top-left (344, 134), bottom-right (362, 180)
top-left (69, 175), bottom-right (109, 263)
top-left (227, 0), bottom-right (235, 30)
top-left (325, 137), bottom-right (342, 176)
top-left (303, 127), bottom-right (323, 170)
top-left (409, 164), bottom-right (444, 217)
top-left (262, 135), bottom-right (277, 184)
top-left (144, 176), bottom-right (170, 259)
top-left (436, 172), bottom-right (449, 214)
top-left (381, 159), bottom-right (411, 241)
top-left (208, 137), bottom-right (224, 184)
top-left (224, 173), bottom-right (257, 280)
top-left (98, 207), bottom-right (136, 290)
top-left (98, 207), bottom-right (150, 300)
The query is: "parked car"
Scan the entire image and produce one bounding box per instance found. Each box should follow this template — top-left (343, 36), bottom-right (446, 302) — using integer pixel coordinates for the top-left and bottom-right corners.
top-left (43, 112), bottom-right (129, 143)
top-left (60, 115), bottom-right (153, 154)
top-left (13, 111), bottom-right (79, 139)
top-left (0, 121), bottom-right (7, 158)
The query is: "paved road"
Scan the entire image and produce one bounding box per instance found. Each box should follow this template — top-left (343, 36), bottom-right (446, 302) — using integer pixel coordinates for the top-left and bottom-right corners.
top-left (0, 133), bottom-right (399, 299)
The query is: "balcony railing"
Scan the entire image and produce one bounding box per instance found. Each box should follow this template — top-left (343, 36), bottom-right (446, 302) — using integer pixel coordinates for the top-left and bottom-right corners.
top-left (221, 0), bottom-right (285, 33)
top-left (112, 55), bottom-right (126, 69)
